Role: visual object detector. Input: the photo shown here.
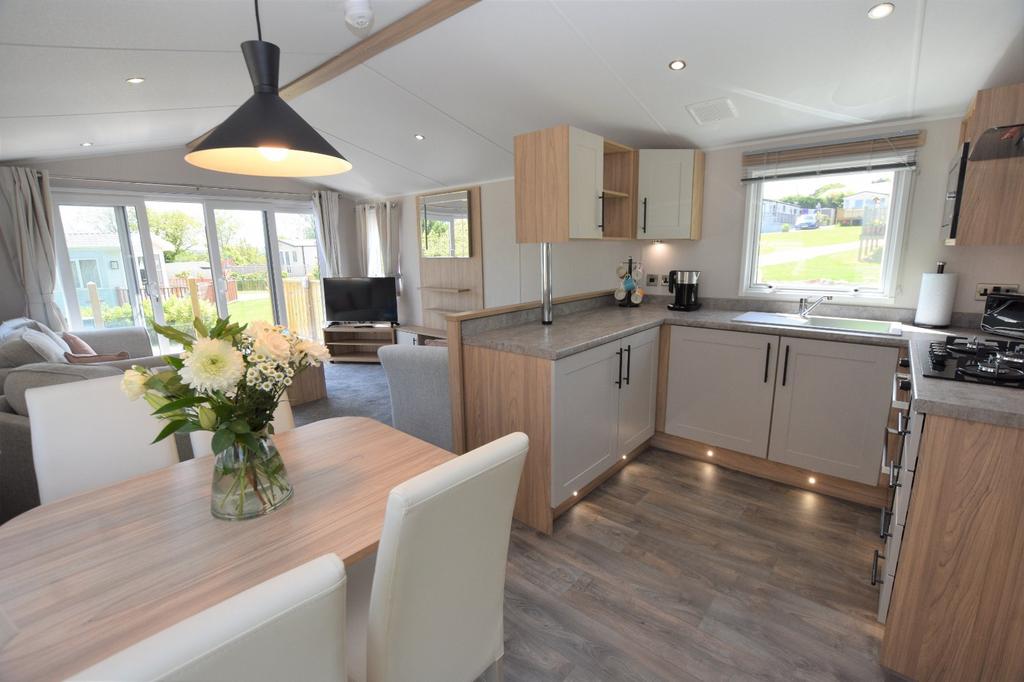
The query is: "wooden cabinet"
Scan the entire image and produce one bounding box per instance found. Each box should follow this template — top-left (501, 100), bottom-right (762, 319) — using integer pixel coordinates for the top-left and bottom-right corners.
top-left (768, 337), bottom-right (896, 485)
top-left (635, 149), bottom-right (705, 240)
top-left (323, 324), bottom-right (396, 363)
top-left (663, 326), bottom-right (778, 457)
top-left (551, 328), bottom-right (660, 506)
top-left (514, 124), bottom-right (638, 242)
top-left (954, 82), bottom-right (1024, 245)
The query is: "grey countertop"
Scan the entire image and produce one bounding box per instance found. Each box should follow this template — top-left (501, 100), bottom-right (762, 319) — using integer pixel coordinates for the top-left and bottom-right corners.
top-left (462, 303), bottom-right (1024, 429)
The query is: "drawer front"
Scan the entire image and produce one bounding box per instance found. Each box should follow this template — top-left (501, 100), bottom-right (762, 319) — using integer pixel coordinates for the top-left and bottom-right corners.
top-left (886, 521), bottom-right (904, 578)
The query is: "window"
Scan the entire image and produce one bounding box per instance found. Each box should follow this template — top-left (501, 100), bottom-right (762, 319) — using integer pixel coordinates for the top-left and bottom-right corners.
top-left (366, 207), bottom-right (384, 278)
top-left (741, 162), bottom-right (914, 298)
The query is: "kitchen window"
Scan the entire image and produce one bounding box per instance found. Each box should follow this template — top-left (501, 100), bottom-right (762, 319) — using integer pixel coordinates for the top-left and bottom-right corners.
top-left (740, 134), bottom-right (919, 299)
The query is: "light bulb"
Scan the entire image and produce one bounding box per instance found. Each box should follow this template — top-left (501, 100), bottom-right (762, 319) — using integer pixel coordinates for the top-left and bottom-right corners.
top-left (258, 147), bottom-right (289, 162)
top-left (867, 2), bottom-right (894, 19)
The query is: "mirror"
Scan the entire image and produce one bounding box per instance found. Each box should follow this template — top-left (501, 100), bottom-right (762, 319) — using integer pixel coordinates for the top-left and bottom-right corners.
top-left (419, 190), bottom-right (470, 258)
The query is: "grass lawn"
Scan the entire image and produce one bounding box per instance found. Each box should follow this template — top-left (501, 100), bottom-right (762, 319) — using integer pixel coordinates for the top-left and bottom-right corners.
top-left (759, 251), bottom-right (881, 285)
top-left (758, 224), bottom-right (862, 256)
top-left (227, 296), bottom-right (274, 325)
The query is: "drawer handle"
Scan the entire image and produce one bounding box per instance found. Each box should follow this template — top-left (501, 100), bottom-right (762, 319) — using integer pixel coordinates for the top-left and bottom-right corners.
top-left (871, 549), bottom-right (886, 586)
top-left (887, 410), bottom-right (910, 437)
top-left (879, 507), bottom-right (893, 539)
top-left (889, 462), bottom-right (902, 489)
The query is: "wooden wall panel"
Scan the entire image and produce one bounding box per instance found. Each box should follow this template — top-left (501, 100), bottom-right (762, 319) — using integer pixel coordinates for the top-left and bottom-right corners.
top-left (463, 346), bottom-right (553, 533)
top-left (418, 186), bottom-right (484, 329)
top-left (881, 415), bottom-right (1024, 680)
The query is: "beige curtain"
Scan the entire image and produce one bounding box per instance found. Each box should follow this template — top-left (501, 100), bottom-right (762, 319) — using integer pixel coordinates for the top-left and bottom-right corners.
top-left (311, 190), bottom-right (347, 278)
top-left (373, 201), bottom-right (401, 292)
top-left (354, 204), bottom-right (371, 277)
top-left (0, 167), bottom-right (66, 330)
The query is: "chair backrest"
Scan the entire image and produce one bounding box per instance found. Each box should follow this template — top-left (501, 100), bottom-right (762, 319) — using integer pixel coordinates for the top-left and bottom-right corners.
top-left (70, 553), bottom-right (347, 682)
top-left (26, 375), bottom-right (180, 504)
top-left (377, 345), bottom-right (452, 450)
top-left (366, 432), bottom-right (529, 682)
top-left (189, 396), bottom-right (295, 459)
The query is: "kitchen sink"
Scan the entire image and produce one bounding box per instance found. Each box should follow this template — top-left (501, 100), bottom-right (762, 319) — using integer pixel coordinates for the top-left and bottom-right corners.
top-left (732, 311), bottom-right (902, 336)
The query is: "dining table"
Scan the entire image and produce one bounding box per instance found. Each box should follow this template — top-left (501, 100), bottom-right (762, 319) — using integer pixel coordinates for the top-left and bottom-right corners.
top-left (0, 416), bottom-right (455, 681)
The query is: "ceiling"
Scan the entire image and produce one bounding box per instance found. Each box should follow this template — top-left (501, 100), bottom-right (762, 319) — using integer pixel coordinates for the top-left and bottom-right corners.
top-left (2, 0), bottom-right (1022, 198)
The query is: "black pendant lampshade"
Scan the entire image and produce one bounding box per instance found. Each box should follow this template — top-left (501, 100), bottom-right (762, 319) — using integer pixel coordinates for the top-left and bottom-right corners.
top-left (185, 40), bottom-right (351, 177)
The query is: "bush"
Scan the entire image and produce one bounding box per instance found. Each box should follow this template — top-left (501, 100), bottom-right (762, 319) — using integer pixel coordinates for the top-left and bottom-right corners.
top-left (781, 223), bottom-right (792, 233)
top-left (91, 295), bottom-right (218, 333)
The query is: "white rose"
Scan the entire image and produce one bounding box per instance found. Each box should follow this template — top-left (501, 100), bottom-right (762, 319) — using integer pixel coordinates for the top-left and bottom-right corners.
top-left (244, 320), bottom-right (274, 338)
top-left (253, 329), bottom-right (291, 362)
top-left (296, 339), bottom-right (331, 364)
top-left (120, 368), bottom-right (149, 400)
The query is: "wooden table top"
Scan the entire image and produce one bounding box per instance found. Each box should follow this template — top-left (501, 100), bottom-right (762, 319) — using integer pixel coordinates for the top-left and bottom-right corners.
top-left (0, 417), bottom-right (454, 681)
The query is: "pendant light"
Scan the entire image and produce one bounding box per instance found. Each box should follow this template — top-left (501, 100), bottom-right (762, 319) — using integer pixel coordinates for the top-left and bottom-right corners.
top-left (185, 0), bottom-right (351, 177)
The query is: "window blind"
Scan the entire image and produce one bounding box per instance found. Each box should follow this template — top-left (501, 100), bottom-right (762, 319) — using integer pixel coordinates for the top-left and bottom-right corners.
top-left (741, 130), bottom-right (925, 182)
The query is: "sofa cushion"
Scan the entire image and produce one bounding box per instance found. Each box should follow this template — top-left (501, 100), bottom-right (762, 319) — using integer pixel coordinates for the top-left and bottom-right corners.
top-left (0, 328), bottom-right (69, 367)
top-left (65, 351), bottom-right (131, 364)
top-left (0, 317), bottom-right (34, 340)
top-left (0, 318), bottom-right (69, 353)
top-left (3, 362), bottom-right (121, 416)
top-left (62, 332), bottom-right (96, 355)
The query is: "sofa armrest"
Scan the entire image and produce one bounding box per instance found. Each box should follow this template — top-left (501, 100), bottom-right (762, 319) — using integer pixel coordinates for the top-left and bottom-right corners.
top-left (75, 327), bottom-right (153, 359)
top-left (0, 410), bottom-right (39, 522)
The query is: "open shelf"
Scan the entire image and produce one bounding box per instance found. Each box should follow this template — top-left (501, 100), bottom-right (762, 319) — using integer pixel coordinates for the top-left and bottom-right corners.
top-left (419, 286), bottom-right (472, 294)
top-left (323, 324), bottom-right (396, 363)
top-left (602, 189), bottom-right (629, 199)
top-left (328, 352), bottom-right (381, 364)
top-left (424, 307), bottom-right (463, 315)
top-left (325, 340), bottom-right (391, 347)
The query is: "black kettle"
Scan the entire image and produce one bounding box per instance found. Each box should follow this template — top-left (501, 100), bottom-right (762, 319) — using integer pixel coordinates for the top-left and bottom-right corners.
top-left (668, 270), bottom-right (701, 311)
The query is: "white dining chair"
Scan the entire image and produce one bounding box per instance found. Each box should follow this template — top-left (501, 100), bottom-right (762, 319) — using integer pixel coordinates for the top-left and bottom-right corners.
top-left (26, 375), bottom-right (180, 504)
top-left (353, 431), bottom-right (529, 682)
top-left (188, 396), bottom-right (295, 459)
top-left (70, 553), bottom-right (347, 682)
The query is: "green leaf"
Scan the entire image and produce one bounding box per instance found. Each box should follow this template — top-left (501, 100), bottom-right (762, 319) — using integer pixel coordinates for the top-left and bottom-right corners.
top-left (209, 317), bottom-right (228, 338)
top-left (153, 395), bottom-right (208, 415)
top-left (153, 322), bottom-right (194, 346)
top-left (193, 316), bottom-right (208, 338)
top-left (239, 432), bottom-right (260, 452)
top-left (162, 354), bottom-right (184, 370)
top-left (152, 419), bottom-right (186, 443)
top-left (228, 420), bottom-right (251, 434)
top-left (211, 428), bottom-right (235, 454)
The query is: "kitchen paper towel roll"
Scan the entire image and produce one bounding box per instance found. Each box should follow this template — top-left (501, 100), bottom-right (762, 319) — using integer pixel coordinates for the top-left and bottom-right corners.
top-left (915, 272), bottom-right (958, 327)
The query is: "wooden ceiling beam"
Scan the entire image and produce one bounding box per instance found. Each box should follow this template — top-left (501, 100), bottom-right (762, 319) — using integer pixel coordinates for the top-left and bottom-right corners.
top-left (188, 0), bottom-right (480, 148)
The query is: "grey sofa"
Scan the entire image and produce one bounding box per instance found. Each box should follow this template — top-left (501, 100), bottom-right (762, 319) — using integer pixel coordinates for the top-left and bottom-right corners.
top-left (0, 326), bottom-right (165, 523)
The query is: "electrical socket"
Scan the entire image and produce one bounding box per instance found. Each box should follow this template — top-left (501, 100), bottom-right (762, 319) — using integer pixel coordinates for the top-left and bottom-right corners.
top-left (975, 283), bottom-right (1020, 301)
top-left (646, 274), bottom-right (659, 286)
top-left (661, 274), bottom-right (670, 286)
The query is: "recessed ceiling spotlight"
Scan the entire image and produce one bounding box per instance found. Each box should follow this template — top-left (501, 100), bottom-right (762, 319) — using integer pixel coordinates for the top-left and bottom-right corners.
top-left (125, 76), bottom-right (145, 84)
top-left (80, 141), bottom-right (93, 147)
top-left (413, 133), bottom-right (425, 141)
top-left (668, 59), bottom-right (687, 71)
top-left (867, 2), bottom-right (895, 19)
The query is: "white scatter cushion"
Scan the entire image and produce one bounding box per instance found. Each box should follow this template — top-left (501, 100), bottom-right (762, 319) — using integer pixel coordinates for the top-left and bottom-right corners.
top-left (0, 328), bottom-right (69, 367)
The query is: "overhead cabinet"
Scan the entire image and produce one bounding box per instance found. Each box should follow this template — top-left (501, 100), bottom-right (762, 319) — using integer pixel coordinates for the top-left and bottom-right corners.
top-left (636, 149), bottom-right (705, 240)
top-left (514, 124), bottom-right (639, 242)
top-left (663, 326), bottom-right (895, 484)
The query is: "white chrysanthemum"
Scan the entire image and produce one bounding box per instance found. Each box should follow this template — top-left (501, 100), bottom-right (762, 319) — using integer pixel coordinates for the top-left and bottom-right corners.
top-left (179, 337), bottom-right (245, 394)
top-left (120, 368), bottom-right (149, 400)
top-left (296, 339), bottom-right (330, 364)
top-left (253, 329), bottom-right (291, 362)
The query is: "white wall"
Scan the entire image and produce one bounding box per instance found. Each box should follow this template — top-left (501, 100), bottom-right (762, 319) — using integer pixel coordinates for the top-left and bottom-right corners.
top-left (398, 117), bottom-right (1024, 318)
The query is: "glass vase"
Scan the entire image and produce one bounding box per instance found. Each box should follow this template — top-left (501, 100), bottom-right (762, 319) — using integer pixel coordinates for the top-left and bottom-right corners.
top-left (210, 435), bottom-right (293, 521)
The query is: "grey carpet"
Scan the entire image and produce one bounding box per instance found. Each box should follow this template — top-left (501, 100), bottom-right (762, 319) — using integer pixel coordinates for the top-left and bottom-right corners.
top-left (292, 362), bottom-right (393, 427)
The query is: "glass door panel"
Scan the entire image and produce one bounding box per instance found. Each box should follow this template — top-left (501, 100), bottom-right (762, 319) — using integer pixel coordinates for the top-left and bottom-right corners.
top-left (274, 211), bottom-right (323, 341)
top-left (213, 208), bottom-right (276, 327)
top-left (144, 201), bottom-right (218, 340)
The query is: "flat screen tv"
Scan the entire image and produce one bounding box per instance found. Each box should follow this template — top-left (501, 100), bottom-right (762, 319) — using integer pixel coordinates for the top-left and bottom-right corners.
top-left (323, 277), bottom-right (398, 324)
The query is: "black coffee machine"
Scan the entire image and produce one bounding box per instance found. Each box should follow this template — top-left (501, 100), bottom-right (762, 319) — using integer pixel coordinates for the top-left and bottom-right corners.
top-left (668, 270), bottom-right (701, 311)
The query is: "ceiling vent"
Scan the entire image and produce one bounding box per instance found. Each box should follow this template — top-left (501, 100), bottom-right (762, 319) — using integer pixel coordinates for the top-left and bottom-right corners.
top-left (687, 98), bottom-right (738, 125)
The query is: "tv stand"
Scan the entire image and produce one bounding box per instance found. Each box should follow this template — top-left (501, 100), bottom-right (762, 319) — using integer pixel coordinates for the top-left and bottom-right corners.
top-left (323, 323), bottom-right (396, 364)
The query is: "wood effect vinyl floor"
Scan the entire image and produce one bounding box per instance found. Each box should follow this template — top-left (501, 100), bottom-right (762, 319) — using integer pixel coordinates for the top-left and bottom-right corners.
top-left (501, 448), bottom-right (892, 682)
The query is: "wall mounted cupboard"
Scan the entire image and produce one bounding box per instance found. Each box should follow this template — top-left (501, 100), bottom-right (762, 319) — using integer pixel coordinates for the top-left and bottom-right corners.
top-left (635, 149), bottom-right (704, 240)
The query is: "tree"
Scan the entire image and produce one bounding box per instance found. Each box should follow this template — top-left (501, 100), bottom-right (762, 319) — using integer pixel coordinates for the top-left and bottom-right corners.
top-left (148, 210), bottom-right (203, 262)
top-left (778, 182), bottom-right (850, 210)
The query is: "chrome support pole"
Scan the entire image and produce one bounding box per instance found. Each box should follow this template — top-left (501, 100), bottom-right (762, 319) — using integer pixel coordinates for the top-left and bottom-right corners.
top-left (541, 242), bottom-right (553, 325)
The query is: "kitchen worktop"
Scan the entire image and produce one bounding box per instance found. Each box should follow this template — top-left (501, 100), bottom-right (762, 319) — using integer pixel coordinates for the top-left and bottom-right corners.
top-left (462, 303), bottom-right (1024, 429)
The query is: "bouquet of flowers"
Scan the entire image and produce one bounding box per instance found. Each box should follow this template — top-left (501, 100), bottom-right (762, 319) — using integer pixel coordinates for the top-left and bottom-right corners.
top-left (122, 317), bottom-right (330, 519)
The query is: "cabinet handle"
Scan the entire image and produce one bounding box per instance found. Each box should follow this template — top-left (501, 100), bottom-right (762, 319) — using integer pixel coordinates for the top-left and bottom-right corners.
top-left (887, 411), bottom-right (910, 437)
top-left (624, 344), bottom-right (632, 385)
top-left (598, 192), bottom-right (605, 231)
top-left (642, 197), bottom-right (648, 234)
top-left (781, 345), bottom-right (790, 386)
top-left (871, 549), bottom-right (885, 586)
top-left (879, 507), bottom-right (893, 539)
top-left (615, 347), bottom-right (623, 388)
top-left (763, 342), bottom-right (772, 383)
top-left (889, 462), bottom-right (902, 489)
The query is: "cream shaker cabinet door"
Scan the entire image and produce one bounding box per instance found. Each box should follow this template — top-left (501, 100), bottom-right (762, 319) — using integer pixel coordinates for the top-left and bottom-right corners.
top-left (768, 337), bottom-right (896, 484)
top-left (664, 326), bottom-right (778, 457)
top-left (616, 327), bottom-right (661, 456)
top-left (568, 127), bottom-right (605, 240)
top-left (551, 340), bottom-right (621, 506)
top-left (636, 149), bottom-right (695, 240)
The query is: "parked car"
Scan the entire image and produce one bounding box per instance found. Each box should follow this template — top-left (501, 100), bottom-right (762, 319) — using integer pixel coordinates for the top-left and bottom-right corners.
top-left (795, 214), bottom-right (818, 230)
